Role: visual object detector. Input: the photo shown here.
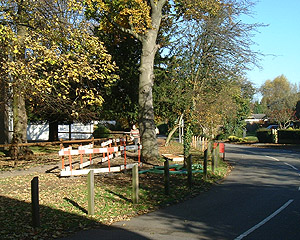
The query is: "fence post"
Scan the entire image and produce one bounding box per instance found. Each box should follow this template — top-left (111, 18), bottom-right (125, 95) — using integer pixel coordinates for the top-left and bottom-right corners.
top-left (31, 176), bottom-right (40, 228)
top-left (164, 159), bottom-right (170, 195)
top-left (87, 170), bottom-right (95, 215)
top-left (216, 143), bottom-right (220, 167)
top-left (212, 146), bottom-right (215, 173)
top-left (204, 149), bottom-right (208, 180)
top-left (132, 164), bottom-right (139, 204)
top-left (187, 154), bottom-right (192, 189)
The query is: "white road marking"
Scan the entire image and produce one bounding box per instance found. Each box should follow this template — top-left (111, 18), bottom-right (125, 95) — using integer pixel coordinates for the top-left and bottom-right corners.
top-left (234, 199), bottom-right (294, 240)
top-left (265, 155), bottom-right (280, 161)
top-left (284, 162), bottom-right (298, 171)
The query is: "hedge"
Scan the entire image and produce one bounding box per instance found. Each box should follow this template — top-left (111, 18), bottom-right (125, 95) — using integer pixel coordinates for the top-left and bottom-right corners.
top-left (256, 129), bottom-right (274, 143)
top-left (278, 129), bottom-right (300, 144)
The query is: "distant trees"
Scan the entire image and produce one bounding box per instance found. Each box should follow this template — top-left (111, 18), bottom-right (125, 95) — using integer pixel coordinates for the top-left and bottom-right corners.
top-left (260, 75), bottom-right (299, 128)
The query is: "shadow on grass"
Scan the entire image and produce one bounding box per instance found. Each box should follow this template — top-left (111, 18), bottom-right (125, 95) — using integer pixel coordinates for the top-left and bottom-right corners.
top-left (0, 195), bottom-right (149, 240)
top-left (64, 197), bottom-right (88, 214)
top-left (106, 189), bottom-right (132, 203)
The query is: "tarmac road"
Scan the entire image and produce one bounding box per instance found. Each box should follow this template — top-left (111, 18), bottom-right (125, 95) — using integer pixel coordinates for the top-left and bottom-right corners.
top-left (61, 144), bottom-right (300, 240)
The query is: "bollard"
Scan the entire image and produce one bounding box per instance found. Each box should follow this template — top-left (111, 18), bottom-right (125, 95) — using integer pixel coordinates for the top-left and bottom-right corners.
top-left (164, 159), bottom-right (170, 195)
top-left (204, 149), bottom-right (208, 180)
top-left (216, 144), bottom-right (220, 167)
top-left (31, 176), bottom-right (40, 228)
top-left (132, 164), bottom-right (139, 204)
top-left (219, 143), bottom-right (225, 161)
top-left (211, 147), bottom-right (215, 173)
top-left (187, 154), bottom-right (192, 189)
top-left (87, 170), bottom-right (95, 215)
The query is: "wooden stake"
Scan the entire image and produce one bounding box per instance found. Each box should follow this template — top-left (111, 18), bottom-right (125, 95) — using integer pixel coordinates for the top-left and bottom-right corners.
top-left (87, 170), bottom-right (95, 215)
top-left (31, 177), bottom-right (40, 228)
top-left (187, 154), bottom-right (192, 189)
top-left (164, 160), bottom-right (170, 195)
top-left (132, 164), bottom-right (139, 204)
top-left (204, 149), bottom-right (208, 180)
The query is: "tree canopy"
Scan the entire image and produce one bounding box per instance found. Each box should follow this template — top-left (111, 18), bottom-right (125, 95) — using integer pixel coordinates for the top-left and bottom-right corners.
top-left (0, 0), bottom-right (118, 146)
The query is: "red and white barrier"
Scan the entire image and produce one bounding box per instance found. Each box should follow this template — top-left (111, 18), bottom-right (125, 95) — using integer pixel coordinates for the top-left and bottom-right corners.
top-left (59, 139), bottom-right (142, 176)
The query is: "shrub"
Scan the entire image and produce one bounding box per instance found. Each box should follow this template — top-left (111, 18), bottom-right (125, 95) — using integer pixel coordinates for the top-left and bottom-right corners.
top-left (278, 129), bottom-right (300, 144)
top-left (228, 136), bottom-right (240, 142)
top-left (256, 128), bottom-right (273, 143)
top-left (93, 125), bottom-right (111, 138)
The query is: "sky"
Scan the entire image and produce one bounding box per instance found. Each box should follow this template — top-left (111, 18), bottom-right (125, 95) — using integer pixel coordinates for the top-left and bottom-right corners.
top-left (244, 0), bottom-right (300, 92)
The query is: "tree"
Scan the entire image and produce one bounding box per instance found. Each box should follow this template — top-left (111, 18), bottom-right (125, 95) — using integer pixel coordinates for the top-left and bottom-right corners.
top-left (95, 30), bottom-right (142, 128)
top-left (260, 75), bottom-right (298, 128)
top-left (85, 0), bottom-right (223, 161)
top-left (0, 1), bottom-right (117, 151)
top-left (154, 0), bottom-right (260, 144)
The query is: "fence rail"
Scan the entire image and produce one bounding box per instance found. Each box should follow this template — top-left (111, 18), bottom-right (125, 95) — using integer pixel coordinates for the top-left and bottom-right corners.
top-left (0, 131), bottom-right (130, 149)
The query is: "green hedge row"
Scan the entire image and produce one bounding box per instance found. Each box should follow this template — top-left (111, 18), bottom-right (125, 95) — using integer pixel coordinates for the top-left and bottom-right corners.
top-left (256, 129), bottom-right (274, 143)
top-left (256, 129), bottom-right (300, 144)
top-left (278, 130), bottom-right (300, 144)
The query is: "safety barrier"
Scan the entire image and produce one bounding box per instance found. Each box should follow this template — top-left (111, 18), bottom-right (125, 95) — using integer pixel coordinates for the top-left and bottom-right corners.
top-left (59, 138), bottom-right (142, 176)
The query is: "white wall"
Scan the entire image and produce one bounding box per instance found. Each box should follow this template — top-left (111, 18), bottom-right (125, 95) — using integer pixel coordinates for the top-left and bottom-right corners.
top-left (27, 123), bottom-right (95, 141)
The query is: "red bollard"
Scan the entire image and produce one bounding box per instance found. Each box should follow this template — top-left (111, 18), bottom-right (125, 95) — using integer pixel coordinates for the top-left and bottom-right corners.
top-left (219, 143), bottom-right (225, 160)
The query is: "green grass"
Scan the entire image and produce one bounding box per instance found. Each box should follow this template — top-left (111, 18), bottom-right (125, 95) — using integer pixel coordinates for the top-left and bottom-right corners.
top-left (0, 142), bottom-right (230, 239)
top-left (29, 145), bottom-right (60, 154)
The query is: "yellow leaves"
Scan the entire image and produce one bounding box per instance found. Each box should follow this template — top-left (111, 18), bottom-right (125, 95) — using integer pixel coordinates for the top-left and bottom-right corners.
top-left (179, 0), bottom-right (222, 20)
top-left (119, 0), bottom-right (152, 34)
top-left (86, 0), bottom-right (152, 35)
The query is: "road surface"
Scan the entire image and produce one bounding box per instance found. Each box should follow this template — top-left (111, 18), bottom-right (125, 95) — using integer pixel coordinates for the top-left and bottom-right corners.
top-left (62, 144), bottom-right (300, 240)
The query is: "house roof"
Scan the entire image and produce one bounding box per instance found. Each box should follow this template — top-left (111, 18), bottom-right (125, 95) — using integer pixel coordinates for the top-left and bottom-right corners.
top-left (248, 114), bottom-right (266, 119)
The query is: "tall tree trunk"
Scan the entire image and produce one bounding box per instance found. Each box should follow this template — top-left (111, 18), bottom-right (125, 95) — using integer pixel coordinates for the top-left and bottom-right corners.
top-left (10, 4), bottom-right (29, 161)
top-left (0, 79), bottom-right (10, 145)
top-left (138, 2), bottom-right (166, 161)
top-left (49, 120), bottom-right (59, 141)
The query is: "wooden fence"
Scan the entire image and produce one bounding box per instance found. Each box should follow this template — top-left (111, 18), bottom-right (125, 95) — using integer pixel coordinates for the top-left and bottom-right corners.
top-left (191, 136), bottom-right (209, 152)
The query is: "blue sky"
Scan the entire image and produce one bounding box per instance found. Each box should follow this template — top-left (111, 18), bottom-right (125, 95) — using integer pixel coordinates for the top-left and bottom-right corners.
top-left (244, 0), bottom-right (300, 91)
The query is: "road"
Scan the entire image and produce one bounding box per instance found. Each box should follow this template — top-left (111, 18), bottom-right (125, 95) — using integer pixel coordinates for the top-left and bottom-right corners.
top-left (62, 144), bottom-right (300, 240)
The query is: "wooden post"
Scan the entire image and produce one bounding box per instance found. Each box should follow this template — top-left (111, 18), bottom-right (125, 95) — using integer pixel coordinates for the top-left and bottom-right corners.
top-left (212, 143), bottom-right (217, 173)
top-left (204, 149), bottom-right (208, 180)
top-left (124, 144), bottom-right (127, 169)
top-left (31, 176), bottom-right (40, 228)
top-left (68, 123), bottom-right (72, 140)
top-left (164, 159), bottom-right (170, 195)
top-left (187, 154), bottom-right (192, 189)
top-left (68, 145), bottom-right (72, 172)
top-left (138, 143), bottom-right (141, 166)
top-left (87, 170), bottom-right (95, 215)
top-left (207, 141), bottom-right (212, 158)
top-left (132, 164), bottom-right (139, 204)
top-left (216, 144), bottom-right (220, 168)
top-left (107, 150), bottom-right (110, 172)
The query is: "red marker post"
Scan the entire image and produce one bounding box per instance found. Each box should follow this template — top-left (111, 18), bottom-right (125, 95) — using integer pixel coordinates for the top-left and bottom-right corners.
top-left (219, 143), bottom-right (225, 160)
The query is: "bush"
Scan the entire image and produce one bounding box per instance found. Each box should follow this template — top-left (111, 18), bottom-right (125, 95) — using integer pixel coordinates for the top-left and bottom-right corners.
top-left (256, 128), bottom-right (273, 143)
top-left (157, 123), bottom-right (168, 135)
top-left (278, 129), bottom-right (300, 144)
top-left (93, 125), bottom-right (111, 138)
top-left (228, 136), bottom-right (240, 142)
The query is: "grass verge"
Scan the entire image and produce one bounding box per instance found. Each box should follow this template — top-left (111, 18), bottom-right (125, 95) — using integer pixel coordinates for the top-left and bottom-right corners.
top-left (0, 141), bottom-right (230, 239)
